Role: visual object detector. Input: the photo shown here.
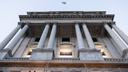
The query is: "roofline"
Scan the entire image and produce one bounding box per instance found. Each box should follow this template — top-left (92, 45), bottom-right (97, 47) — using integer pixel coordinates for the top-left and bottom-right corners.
top-left (27, 11), bottom-right (106, 15)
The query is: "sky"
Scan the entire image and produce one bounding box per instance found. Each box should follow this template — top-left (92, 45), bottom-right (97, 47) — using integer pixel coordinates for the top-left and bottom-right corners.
top-left (0, 0), bottom-right (128, 42)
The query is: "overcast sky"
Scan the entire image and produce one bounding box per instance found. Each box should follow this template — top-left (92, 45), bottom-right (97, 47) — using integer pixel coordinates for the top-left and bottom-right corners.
top-left (0, 0), bottom-right (128, 42)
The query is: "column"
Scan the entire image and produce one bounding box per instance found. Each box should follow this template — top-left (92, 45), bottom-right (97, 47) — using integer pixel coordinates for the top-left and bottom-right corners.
top-left (82, 24), bottom-right (95, 49)
top-left (37, 24), bottom-right (49, 48)
top-left (6, 25), bottom-right (28, 51)
top-left (75, 24), bottom-right (85, 49)
top-left (77, 24), bottom-right (103, 60)
top-left (47, 24), bottom-right (57, 48)
top-left (104, 24), bottom-right (127, 52)
top-left (0, 25), bottom-right (21, 50)
top-left (112, 24), bottom-right (128, 45)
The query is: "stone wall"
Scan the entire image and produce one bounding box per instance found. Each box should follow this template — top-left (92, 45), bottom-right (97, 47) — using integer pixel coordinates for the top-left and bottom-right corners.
top-left (0, 67), bottom-right (128, 72)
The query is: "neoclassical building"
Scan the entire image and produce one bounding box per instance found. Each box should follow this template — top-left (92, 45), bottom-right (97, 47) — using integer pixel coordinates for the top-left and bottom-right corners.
top-left (0, 11), bottom-right (128, 72)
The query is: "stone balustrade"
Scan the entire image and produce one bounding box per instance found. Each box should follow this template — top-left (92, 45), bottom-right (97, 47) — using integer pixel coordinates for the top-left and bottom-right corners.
top-left (54, 58), bottom-right (79, 60)
top-left (1, 57), bottom-right (128, 63)
top-left (104, 58), bottom-right (128, 63)
top-left (3, 57), bottom-right (29, 61)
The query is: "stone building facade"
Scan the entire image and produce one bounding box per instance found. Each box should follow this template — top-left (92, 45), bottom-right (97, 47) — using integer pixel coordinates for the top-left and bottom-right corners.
top-left (0, 11), bottom-right (128, 72)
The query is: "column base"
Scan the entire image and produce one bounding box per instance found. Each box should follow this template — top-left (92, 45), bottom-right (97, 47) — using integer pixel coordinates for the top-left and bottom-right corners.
top-left (79, 48), bottom-right (104, 60)
top-left (30, 48), bottom-right (54, 60)
top-left (0, 49), bottom-right (12, 60)
top-left (122, 49), bottom-right (128, 58)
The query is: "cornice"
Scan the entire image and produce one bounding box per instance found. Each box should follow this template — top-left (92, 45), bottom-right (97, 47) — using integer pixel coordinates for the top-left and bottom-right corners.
top-left (19, 14), bottom-right (114, 21)
top-left (27, 11), bottom-right (106, 15)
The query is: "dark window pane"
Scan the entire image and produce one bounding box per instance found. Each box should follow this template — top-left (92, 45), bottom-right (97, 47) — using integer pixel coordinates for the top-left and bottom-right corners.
top-left (27, 51), bottom-right (32, 55)
top-left (92, 38), bottom-right (98, 42)
top-left (62, 37), bottom-right (70, 42)
top-left (35, 37), bottom-right (40, 42)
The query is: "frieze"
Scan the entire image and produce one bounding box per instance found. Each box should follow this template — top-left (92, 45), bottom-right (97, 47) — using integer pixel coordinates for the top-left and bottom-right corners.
top-left (0, 60), bottom-right (128, 68)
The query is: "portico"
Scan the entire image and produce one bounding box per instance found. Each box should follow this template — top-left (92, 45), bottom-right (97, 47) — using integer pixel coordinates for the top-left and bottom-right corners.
top-left (1, 22), bottom-right (128, 60)
top-left (0, 11), bottom-right (128, 72)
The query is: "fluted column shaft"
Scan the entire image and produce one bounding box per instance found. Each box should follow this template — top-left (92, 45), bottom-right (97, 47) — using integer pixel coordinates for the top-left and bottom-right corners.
top-left (47, 24), bottom-right (57, 49)
top-left (6, 25), bottom-right (28, 51)
top-left (104, 24), bottom-right (127, 52)
top-left (82, 24), bottom-right (95, 49)
top-left (0, 25), bottom-right (21, 50)
top-left (37, 24), bottom-right (49, 48)
top-left (75, 24), bottom-right (85, 49)
top-left (112, 24), bottom-right (128, 45)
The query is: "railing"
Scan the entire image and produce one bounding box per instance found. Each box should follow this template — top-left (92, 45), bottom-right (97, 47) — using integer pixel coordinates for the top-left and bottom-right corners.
top-left (104, 58), bottom-right (128, 63)
top-left (1, 57), bottom-right (128, 63)
top-left (54, 58), bottom-right (79, 60)
top-left (3, 57), bottom-right (29, 61)
top-left (52, 58), bottom-right (80, 63)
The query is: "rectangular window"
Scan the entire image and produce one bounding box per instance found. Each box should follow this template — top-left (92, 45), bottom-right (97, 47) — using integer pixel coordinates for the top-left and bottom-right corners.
top-left (62, 37), bottom-right (70, 42)
top-left (27, 51), bottom-right (32, 55)
top-left (35, 37), bottom-right (40, 42)
top-left (59, 47), bottom-right (73, 58)
top-left (60, 52), bottom-right (72, 55)
top-left (92, 37), bottom-right (98, 42)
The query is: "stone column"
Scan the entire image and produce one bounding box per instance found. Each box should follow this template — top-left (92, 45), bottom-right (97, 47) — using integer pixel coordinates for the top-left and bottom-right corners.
top-left (104, 24), bottom-right (128, 57)
top-left (6, 25), bottom-right (28, 51)
top-left (75, 24), bottom-right (85, 49)
top-left (47, 24), bottom-right (57, 48)
top-left (112, 24), bottom-right (128, 45)
top-left (30, 24), bottom-right (56, 60)
top-left (37, 24), bottom-right (49, 48)
top-left (82, 24), bottom-right (95, 49)
top-left (0, 25), bottom-right (21, 50)
top-left (78, 24), bottom-right (104, 60)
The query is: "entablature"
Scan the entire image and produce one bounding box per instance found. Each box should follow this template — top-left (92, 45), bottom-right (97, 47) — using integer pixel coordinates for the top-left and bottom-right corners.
top-left (18, 20), bottom-right (115, 26)
top-left (19, 14), bottom-right (114, 21)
